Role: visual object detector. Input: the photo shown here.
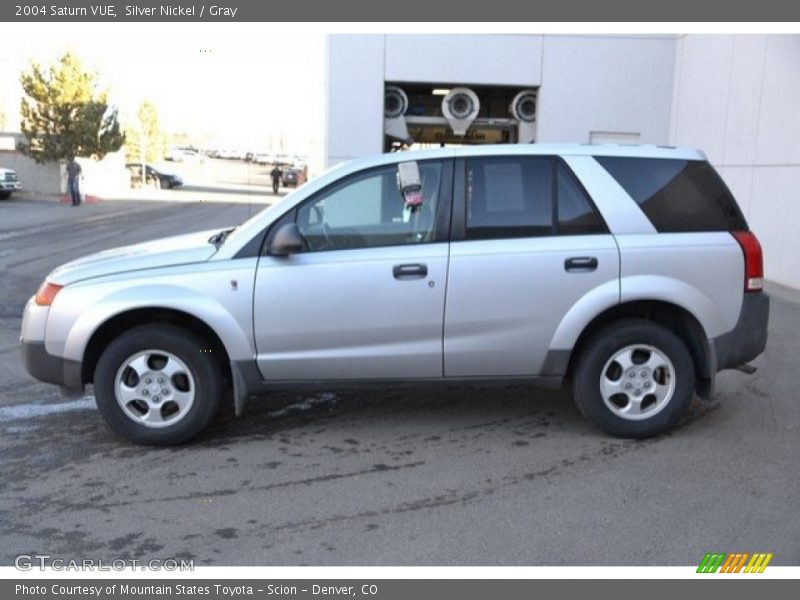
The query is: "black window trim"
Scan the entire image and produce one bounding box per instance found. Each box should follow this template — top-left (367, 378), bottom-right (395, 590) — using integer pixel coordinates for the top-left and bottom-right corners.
top-left (553, 156), bottom-right (610, 236)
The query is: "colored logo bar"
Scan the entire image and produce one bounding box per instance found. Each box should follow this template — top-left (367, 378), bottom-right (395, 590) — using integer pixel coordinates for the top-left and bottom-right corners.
top-left (697, 552), bottom-right (773, 573)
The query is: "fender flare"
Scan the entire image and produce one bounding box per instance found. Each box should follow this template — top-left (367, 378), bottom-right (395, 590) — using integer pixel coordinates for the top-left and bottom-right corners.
top-left (62, 284), bottom-right (254, 364)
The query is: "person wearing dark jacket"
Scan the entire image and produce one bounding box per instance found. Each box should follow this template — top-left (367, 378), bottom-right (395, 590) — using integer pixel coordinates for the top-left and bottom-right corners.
top-left (66, 157), bottom-right (82, 206)
top-left (270, 165), bottom-right (282, 194)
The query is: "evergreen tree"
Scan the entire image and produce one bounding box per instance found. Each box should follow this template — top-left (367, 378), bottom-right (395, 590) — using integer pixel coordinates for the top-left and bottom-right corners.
top-left (19, 52), bottom-right (124, 163)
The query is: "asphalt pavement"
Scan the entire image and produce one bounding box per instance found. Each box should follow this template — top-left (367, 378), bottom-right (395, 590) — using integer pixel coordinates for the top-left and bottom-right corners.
top-left (0, 174), bottom-right (798, 566)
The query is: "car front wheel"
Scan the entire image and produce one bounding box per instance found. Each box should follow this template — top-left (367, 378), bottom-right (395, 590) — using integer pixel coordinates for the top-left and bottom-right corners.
top-left (572, 319), bottom-right (695, 438)
top-left (94, 325), bottom-right (222, 445)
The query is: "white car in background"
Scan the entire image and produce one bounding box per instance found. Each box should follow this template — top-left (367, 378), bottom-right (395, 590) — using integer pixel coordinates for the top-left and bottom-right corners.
top-left (166, 148), bottom-right (204, 163)
top-left (0, 167), bottom-right (22, 199)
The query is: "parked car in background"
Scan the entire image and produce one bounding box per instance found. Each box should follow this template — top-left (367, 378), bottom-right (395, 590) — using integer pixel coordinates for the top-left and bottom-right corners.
top-left (126, 163), bottom-right (183, 189)
top-left (281, 168), bottom-right (299, 188)
top-left (21, 144), bottom-right (768, 445)
top-left (0, 167), bottom-right (21, 199)
top-left (165, 147), bottom-right (203, 163)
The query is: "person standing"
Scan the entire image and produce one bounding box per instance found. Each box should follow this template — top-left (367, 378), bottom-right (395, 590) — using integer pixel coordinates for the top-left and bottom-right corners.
top-left (270, 165), bottom-right (282, 195)
top-left (66, 157), bottom-right (82, 206)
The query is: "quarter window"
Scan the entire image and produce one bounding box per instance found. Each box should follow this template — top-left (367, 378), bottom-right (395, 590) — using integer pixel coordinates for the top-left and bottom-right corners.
top-left (596, 157), bottom-right (748, 232)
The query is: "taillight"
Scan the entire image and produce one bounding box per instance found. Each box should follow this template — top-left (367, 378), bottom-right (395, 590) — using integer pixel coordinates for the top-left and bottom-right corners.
top-left (35, 282), bottom-right (63, 306)
top-left (731, 231), bottom-right (764, 292)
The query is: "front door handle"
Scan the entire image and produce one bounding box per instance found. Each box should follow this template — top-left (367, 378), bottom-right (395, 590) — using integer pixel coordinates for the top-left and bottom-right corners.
top-left (393, 263), bottom-right (428, 280)
top-left (564, 256), bottom-right (598, 272)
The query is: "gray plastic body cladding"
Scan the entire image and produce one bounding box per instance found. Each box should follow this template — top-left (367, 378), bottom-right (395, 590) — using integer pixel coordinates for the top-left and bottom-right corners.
top-left (714, 292), bottom-right (769, 371)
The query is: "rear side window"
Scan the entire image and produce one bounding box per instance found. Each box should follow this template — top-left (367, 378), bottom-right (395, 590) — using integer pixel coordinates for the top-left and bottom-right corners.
top-left (466, 156), bottom-right (552, 239)
top-left (596, 157), bottom-right (748, 232)
top-left (465, 157), bottom-right (606, 240)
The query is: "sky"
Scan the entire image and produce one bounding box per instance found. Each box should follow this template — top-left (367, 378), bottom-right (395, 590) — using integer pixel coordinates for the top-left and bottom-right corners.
top-left (0, 24), bottom-right (326, 154)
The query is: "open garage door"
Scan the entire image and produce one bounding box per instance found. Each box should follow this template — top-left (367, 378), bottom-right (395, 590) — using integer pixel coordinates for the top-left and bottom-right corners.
top-left (384, 83), bottom-right (538, 151)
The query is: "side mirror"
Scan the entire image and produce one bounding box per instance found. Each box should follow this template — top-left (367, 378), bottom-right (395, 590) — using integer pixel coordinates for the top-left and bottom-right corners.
top-left (269, 223), bottom-right (304, 256)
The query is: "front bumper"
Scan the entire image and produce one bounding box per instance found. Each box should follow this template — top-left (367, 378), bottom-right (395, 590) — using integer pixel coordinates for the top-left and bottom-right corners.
top-left (714, 292), bottom-right (770, 371)
top-left (21, 340), bottom-right (84, 390)
top-left (0, 182), bottom-right (21, 192)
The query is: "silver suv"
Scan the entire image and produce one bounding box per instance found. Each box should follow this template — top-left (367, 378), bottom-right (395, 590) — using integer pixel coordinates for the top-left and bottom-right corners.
top-left (20, 145), bottom-right (769, 444)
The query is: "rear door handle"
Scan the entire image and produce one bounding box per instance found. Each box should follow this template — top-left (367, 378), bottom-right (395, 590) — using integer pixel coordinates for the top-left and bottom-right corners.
top-left (564, 256), bottom-right (598, 272)
top-left (393, 263), bottom-right (428, 280)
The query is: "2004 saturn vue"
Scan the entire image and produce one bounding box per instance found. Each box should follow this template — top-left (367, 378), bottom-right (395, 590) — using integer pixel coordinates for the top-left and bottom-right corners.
top-left (21, 144), bottom-right (769, 444)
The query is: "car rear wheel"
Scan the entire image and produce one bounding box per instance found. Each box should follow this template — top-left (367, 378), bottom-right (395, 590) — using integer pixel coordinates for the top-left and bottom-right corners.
top-left (572, 319), bottom-right (695, 438)
top-left (94, 325), bottom-right (222, 445)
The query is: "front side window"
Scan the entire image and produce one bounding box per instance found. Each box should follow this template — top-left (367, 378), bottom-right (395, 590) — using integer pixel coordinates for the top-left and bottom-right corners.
top-left (296, 161), bottom-right (443, 252)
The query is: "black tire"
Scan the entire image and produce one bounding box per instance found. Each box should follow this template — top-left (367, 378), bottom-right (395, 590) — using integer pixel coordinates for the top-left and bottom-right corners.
top-left (94, 325), bottom-right (223, 445)
top-left (0, 191), bottom-right (11, 200)
top-left (572, 319), bottom-right (695, 438)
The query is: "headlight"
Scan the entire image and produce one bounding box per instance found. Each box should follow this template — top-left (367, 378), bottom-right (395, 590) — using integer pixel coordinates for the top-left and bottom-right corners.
top-left (35, 282), bottom-right (63, 306)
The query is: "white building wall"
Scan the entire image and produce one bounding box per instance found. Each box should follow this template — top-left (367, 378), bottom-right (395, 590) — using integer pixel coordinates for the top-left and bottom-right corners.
top-left (325, 35), bottom-right (386, 166)
top-left (384, 35), bottom-right (544, 86)
top-left (0, 150), bottom-right (60, 196)
top-left (670, 35), bottom-right (800, 289)
top-left (325, 34), bottom-right (677, 165)
top-left (0, 140), bottom-right (128, 198)
top-left (537, 36), bottom-right (675, 144)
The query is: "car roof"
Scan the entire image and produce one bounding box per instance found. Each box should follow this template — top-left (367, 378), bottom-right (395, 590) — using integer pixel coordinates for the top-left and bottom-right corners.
top-left (459, 143), bottom-right (706, 160)
top-left (342, 143), bottom-right (706, 172)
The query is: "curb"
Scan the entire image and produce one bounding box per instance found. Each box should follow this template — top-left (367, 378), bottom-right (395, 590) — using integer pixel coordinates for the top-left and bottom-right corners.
top-left (60, 194), bottom-right (102, 204)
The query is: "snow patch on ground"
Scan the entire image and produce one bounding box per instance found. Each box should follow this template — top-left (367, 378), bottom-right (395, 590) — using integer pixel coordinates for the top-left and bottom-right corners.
top-left (0, 396), bottom-right (96, 422)
top-left (267, 392), bottom-right (337, 418)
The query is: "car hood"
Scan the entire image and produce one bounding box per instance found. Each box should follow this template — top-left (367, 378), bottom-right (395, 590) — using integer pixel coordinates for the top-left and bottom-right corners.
top-left (48, 229), bottom-right (222, 285)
